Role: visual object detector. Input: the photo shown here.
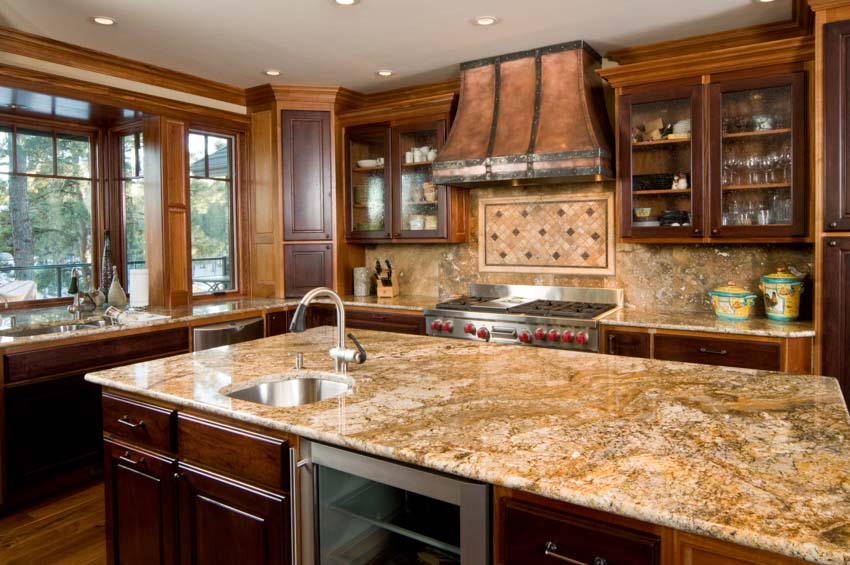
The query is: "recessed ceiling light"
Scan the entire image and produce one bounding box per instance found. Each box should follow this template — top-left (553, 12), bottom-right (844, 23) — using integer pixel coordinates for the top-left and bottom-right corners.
top-left (474, 16), bottom-right (499, 26)
top-left (91, 16), bottom-right (116, 26)
top-left (335, 0), bottom-right (358, 5)
top-left (376, 69), bottom-right (394, 77)
top-left (758, 0), bottom-right (775, 2)
top-left (263, 69), bottom-right (282, 77)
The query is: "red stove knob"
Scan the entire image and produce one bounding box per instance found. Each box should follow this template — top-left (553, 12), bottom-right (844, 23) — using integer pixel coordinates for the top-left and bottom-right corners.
top-left (548, 329), bottom-right (560, 342)
top-left (519, 330), bottom-right (533, 343)
top-left (562, 331), bottom-right (574, 343)
top-left (441, 321), bottom-right (454, 332)
top-left (430, 320), bottom-right (443, 331)
top-left (533, 328), bottom-right (546, 340)
top-left (463, 323), bottom-right (476, 335)
top-left (575, 332), bottom-right (588, 345)
top-left (476, 327), bottom-right (490, 341)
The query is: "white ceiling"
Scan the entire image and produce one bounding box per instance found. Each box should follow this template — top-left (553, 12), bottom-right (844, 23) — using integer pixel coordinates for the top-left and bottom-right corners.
top-left (0, 0), bottom-right (793, 93)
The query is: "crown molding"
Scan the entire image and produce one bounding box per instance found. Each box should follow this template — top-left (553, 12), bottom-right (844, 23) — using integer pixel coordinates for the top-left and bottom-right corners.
top-left (0, 26), bottom-right (246, 106)
top-left (808, 0), bottom-right (850, 11)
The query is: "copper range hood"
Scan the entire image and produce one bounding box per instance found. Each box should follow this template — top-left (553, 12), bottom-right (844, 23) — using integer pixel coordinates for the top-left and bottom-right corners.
top-left (432, 41), bottom-right (613, 186)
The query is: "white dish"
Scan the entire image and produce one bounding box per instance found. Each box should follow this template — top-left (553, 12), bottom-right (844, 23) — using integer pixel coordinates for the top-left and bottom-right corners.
top-left (357, 159), bottom-right (379, 168)
top-left (633, 220), bottom-right (661, 227)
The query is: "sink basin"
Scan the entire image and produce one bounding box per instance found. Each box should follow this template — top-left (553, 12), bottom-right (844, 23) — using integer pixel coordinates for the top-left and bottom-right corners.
top-left (227, 374), bottom-right (352, 407)
top-left (0, 318), bottom-right (117, 338)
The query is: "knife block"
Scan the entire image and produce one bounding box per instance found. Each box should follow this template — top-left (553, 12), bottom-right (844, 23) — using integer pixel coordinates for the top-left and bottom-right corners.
top-left (376, 273), bottom-right (399, 298)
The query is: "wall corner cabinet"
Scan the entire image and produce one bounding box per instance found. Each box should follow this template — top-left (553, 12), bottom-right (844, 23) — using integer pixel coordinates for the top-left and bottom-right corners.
top-left (344, 117), bottom-right (468, 243)
top-left (617, 65), bottom-right (809, 242)
top-left (825, 20), bottom-right (850, 232)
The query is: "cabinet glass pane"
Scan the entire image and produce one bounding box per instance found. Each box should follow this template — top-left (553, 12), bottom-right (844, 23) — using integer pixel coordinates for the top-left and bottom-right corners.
top-left (719, 85), bottom-right (793, 226)
top-left (630, 98), bottom-right (694, 228)
top-left (350, 133), bottom-right (387, 233)
top-left (399, 127), bottom-right (440, 233)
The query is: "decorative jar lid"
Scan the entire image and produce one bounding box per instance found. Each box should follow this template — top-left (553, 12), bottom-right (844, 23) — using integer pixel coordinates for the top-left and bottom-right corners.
top-left (709, 282), bottom-right (756, 297)
top-left (761, 267), bottom-right (802, 283)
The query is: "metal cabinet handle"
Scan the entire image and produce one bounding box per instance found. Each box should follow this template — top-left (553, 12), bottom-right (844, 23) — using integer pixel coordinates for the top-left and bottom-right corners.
top-left (607, 334), bottom-right (616, 354)
top-left (118, 415), bottom-right (145, 429)
top-left (693, 228), bottom-right (701, 235)
top-left (173, 472), bottom-right (182, 480)
top-left (711, 228), bottom-right (719, 235)
top-left (829, 222), bottom-right (838, 229)
top-left (543, 542), bottom-right (607, 565)
top-left (829, 240), bottom-right (838, 247)
top-left (118, 452), bottom-right (145, 466)
top-left (699, 347), bottom-right (728, 355)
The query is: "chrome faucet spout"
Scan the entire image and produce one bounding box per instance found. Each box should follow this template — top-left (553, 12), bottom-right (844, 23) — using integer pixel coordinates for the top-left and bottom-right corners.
top-left (288, 287), bottom-right (365, 374)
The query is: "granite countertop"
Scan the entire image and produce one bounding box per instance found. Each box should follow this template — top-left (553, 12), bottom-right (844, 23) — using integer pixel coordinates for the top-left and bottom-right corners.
top-left (86, 329), bottom-right (850, 565)
top-left (600, 308), bottom-right (815, 338)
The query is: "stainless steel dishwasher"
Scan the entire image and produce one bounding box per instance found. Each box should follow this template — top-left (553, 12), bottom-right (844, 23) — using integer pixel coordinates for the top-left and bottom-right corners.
top-left (192, 316), bottom-right (264, 351)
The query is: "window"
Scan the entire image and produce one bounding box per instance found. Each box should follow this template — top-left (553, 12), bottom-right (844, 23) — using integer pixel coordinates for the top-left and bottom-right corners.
top-left (119, 131), bottom-right (144, 282)
top-left (188, 132), bottom-right (236, 294)
top-left (0, 125), bottom-right (94, 301)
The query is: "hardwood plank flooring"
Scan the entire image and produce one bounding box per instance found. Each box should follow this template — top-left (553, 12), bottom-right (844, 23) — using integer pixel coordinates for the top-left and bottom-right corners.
top-left (0, 484), bottom-right (106, 564)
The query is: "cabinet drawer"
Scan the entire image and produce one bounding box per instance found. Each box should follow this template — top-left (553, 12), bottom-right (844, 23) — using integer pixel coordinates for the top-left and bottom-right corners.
top-left (500, 499), bottom-right (660, 565)
top-left (5, 327), bottom-right (189, 383)
top-left (654, 334), bottom-right (780, 371)
top-left (103, 393), bottom-right (177, 452)
top-left (345, 309), bottom-right (426, 335)
top-left (177, 414), bottom-right (288, 491)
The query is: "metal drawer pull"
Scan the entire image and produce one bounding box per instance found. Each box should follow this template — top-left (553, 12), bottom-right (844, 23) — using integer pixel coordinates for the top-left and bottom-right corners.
top-left (543, 542), bottom-right (607, 565)
top-left (699, 347), bottom-right (728, 355)
top-left (118, 452), bottom-right (145, 466)
top-left (118, 415), bottom-right (145, 429)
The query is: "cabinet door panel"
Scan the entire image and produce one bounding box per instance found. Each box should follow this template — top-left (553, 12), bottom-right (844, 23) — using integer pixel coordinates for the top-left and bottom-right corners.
top-left (284, 243), bottom-right (333, 298)
top-left (823, 238), bottom-right (850, 402)
top-left (178, 464), bottom-right (289, 565)
top-left (604, 329), bottom-right (651, 358)
top-left (265, 310), bottom-right (290, 337)
top-left (282, 110), bottom-right (333, 241)
top-left (825, 21), bottom-right (850, 231)
top-left (346, 124), bottom-right (392, 240)
top-left (345, 309), bottom-right (426, 335)
top-left (654, 334), bottom-right (780, 370)
top-left (104, 439), bottom-right (177, 565)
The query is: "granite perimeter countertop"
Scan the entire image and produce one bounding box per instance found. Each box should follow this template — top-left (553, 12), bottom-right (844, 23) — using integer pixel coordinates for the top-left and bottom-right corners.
top-left (86, 328), bottom-right (850, 565)
top-left (600, 308), bottom-right (815, 338)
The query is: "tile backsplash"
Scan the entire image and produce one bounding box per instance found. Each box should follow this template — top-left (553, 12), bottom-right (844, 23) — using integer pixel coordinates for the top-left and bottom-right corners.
top-left (364, 183), bottom-right (813, 315)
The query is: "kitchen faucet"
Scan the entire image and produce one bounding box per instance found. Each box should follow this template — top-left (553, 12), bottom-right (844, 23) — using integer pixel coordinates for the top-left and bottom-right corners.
top-left (67, 268), bottom-right (95, 321)
top-left (289, 287), bottom-right (366, 375)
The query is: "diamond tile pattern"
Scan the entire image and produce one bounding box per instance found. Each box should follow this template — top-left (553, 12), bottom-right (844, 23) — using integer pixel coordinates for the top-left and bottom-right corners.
top-left (481, 195), bottom-right (610, 271)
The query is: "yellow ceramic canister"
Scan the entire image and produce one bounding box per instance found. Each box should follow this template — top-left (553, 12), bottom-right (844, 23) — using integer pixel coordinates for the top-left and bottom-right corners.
top-left (708, 282), bottom-right (757, 321)
top-left (759, 267), bottom-right (804, 322)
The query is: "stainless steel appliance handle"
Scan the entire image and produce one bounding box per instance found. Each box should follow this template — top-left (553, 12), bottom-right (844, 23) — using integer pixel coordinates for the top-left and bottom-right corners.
top-left (289, 447), bottom-right (298, 565)
top-left (543, 541), bottom-right (607, 565)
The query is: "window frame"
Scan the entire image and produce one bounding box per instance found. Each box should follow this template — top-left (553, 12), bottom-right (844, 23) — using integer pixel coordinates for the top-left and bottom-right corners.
top-left (186, 126), bottom-right (242, 299)
top-left (0, 115), bottom-right (101, 308)
top-left (108, 122), bottom-right (144, 288)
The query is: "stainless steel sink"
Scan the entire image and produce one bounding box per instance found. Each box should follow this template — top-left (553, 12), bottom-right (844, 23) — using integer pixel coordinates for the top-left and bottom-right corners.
top-left (0, 318), bottom-right (117, 338)
top-left (226, 373), bottom-right (352, 407)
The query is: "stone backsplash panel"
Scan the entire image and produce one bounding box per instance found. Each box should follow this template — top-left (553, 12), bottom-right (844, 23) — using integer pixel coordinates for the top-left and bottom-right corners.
top-left (364, 183), bottom-right (813, 315)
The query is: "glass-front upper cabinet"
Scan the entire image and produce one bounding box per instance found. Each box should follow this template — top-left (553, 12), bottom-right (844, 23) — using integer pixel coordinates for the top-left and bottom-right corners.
top-left (392, 120), bottom-right (447, 239)
top-left (346, 125), bottom-right (391, 240)
top-left (709, 71), bottom-right (806, 238)
top-left (619, 84), bottom-right (704, 238)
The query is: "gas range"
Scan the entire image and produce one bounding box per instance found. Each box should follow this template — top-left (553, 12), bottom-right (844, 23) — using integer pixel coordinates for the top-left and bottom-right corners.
top-left (424, 284), bottom-right (623, 352)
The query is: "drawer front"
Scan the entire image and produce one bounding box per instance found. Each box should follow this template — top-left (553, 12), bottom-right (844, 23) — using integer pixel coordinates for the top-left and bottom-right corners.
top-left (604, 329), bottom-right (651, 359)
top-left (177, 413), bottom-right (288, 490)
top-left (5, 327), bottom-right (190, 383)
top-left (501, 499), bottom-right (660, 565)
top-left (654, 334), bottom-right (781, 371)
top-left (345, 309), bottom-right (426, 335)
top-left (103, 393), bottom-right (177, 452)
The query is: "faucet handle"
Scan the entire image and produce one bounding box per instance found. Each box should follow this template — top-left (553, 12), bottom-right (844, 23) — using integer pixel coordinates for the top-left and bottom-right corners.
top-left (347, 333), bottom-right (367, 364)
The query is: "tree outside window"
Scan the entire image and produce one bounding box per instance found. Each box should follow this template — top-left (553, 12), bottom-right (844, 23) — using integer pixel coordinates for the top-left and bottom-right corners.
top-left (120, 131), bottom-right (144, 283)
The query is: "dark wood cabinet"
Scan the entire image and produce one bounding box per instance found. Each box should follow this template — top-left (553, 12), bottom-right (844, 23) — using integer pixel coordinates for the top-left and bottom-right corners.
top-left (177, 463), bottom-right (289, 565)
top-left (345, 308), bottom-right (426, 335)
top-left (825, 20), bottom-right (850, 232)
top-left (265, 310), bottom-right (290, 337)
top-left (104, 438), bottom-right (178, 565)
top-left (281, 110), bottom-right (333, 241)
top-left (5, 374), bottom-right (102, 505)
top-left (603, 328), bottom-right (651, 358)
top-left (823, 237), bottom-right (850, 401)
top-left (654, 333), bottom-right (781, 371)
top-left (284, 243), bottom-right (333, 298)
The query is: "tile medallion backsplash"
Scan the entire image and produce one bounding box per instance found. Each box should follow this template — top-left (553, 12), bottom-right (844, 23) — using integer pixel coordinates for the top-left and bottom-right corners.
top-left (479, 193), bottom-right (614, 275)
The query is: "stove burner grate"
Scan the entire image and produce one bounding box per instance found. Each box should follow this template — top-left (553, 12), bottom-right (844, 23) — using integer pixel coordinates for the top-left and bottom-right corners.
top-left (435, 296), bottom-right (496, 311)
top-left (507, 300), bottom-right (618, 319)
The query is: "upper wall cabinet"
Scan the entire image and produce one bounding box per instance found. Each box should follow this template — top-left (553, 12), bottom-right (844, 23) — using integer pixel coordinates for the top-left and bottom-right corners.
top-left (825, 20), bottom-right (850, 232)
top-left (606, 56), bottom-right (811, 244)
top-left (282, 110), bottom-right (332, 241)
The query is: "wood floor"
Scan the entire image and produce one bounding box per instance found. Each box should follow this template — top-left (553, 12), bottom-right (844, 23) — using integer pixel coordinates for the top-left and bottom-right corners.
top-left (0, 483), bottom-right (106, 564)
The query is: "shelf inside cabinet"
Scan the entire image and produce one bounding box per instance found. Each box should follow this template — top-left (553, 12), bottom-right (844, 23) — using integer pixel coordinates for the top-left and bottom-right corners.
top-left (633, 189), bottom-right (691, 196)
top-left (353, 166), bottom-right (385, 173)
top-left (722, 183), bottom-right (791, 191)
top-left (722, 128), bottom-right (791, 139)
top-left (402, 161), bottom-right (435, 168)
top-left (632, 138), bottom-right (691, 148)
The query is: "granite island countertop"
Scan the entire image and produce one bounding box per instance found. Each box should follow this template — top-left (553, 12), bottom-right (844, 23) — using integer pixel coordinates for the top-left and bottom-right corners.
top-left (86, 328), bottom-right (850, 565)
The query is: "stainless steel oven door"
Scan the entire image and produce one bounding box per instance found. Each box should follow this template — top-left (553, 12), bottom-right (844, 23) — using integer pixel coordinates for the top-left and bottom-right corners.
top-left (297, 440), bottom-right (490, 565)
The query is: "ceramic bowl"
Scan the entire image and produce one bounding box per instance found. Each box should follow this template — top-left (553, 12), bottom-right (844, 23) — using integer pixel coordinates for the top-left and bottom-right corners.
top-left (357, 159), bottom-right (378, 168)
top-left (634, 207), bottom-right (652, 218)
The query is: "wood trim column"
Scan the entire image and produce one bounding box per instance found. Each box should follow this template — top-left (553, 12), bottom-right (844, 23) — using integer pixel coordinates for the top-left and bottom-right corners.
top-left (143, 116), bottom-right (191, 308)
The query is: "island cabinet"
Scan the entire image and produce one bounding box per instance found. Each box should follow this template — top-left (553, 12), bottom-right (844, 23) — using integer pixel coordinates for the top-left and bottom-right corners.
top-left (823, 237), bottom-right (850, 401)
top-left (1, 326), bottom-right (190, 509)
top-left (101, 392), bottom-right (295, 565)
top-left (265, 310), bottom-right (292, 337)
top-left (494, 487), bottom-right (813, 565)
top-left (600, 326), bottom-right (812, 373)
top-left (308, 304), bottom-right (426, 335)
top-left (610, 62), bottom-right (810, 243)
